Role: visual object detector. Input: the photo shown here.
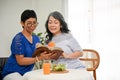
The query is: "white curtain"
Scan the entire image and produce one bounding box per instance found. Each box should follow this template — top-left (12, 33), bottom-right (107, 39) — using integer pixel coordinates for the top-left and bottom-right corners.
top-left (68, 0), bottom-right (120, 80)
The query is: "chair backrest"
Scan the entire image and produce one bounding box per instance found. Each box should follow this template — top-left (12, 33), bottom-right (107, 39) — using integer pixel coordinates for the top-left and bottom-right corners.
top-left (0, 57), bottom-right (8, 80)
top-left (79, 49), bottom-right (100, 80)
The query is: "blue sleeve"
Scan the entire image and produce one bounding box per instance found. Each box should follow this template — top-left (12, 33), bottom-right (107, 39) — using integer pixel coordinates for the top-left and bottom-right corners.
top-left (11, 34), bottom-right (25, 55)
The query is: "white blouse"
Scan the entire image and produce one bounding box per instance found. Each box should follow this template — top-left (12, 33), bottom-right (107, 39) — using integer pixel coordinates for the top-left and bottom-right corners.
top-left (51, 33), bottom-right (85, 69)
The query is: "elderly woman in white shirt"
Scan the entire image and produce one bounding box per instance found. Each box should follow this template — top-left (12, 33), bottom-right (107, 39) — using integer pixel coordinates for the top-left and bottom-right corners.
top-left (45, 11), bottom-right (85, 69)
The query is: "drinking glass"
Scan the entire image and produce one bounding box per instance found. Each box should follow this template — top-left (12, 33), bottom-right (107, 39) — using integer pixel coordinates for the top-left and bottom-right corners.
top-left (43, 60), bottom-right (51, 74)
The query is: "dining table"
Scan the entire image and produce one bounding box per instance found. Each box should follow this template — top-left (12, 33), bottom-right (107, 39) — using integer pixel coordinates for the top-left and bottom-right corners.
top-left (23, 69), bottom-right (94, 80)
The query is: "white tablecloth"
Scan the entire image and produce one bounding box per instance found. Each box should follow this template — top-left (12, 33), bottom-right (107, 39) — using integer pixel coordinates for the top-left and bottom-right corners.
top-left (23, 69), bottom-right (94, 80)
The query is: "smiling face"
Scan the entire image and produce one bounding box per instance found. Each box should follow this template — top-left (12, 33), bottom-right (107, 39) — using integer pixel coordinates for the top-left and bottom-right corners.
top-left (48, 16), bottom-right (61, 36)
top-left (21, 18), bottom-right (38, 34)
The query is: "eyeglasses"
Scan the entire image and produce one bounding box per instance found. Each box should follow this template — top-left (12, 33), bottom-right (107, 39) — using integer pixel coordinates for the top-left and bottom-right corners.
top-left (26, 22), bottom-right (39, 27)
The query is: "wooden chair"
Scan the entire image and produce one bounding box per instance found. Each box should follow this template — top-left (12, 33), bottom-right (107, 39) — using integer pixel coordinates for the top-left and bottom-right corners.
top-left (79, 49), bottom-right (100, 80)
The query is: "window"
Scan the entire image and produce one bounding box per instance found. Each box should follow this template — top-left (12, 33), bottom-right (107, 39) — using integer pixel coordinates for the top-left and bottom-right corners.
top-left (68, 0), bottom-right (120, 80)
top-left (68, 0), bottom-right (94, 48)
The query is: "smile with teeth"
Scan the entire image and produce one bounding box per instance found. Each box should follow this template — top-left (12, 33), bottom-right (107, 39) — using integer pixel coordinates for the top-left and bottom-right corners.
top-left (50, 28), bottom-right (56, 30)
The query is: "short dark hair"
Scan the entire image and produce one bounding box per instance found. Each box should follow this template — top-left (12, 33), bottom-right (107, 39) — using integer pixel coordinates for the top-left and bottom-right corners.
top-left (21, 9), bottom-right (37, 23)
top-left (45, 11), bottom-right (70, 43)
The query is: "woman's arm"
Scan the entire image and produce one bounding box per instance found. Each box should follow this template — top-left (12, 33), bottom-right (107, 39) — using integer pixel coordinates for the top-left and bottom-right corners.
top-left (62, 51), bottom-right (83, 59)
top-left (15, 55), bottom-right (40, 65)
top-left (15, 52), bottom-right (51, 65)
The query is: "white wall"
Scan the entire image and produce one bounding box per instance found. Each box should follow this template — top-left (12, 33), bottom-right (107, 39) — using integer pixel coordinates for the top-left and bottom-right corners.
top-left (0, 0), bottom-right (65, 57)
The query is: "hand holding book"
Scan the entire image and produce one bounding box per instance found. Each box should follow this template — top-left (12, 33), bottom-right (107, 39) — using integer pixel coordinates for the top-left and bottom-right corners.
top-left (32, 42), bottom-right (63, 60)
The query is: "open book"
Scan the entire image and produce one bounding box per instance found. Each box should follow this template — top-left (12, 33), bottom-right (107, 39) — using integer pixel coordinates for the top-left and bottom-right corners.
top-left (32, 45), bottom-right (63, 60)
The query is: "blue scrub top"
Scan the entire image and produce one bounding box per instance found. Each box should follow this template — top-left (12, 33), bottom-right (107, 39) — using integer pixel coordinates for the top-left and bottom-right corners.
top-left (2, 32), bottom-right (40, 78)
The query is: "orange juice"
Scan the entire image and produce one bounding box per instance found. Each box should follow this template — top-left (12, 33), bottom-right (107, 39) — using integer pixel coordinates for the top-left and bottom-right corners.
top-left (43, 62), bottom-right (50, 74)
top-left (48, 41), bottom-right (55, 47)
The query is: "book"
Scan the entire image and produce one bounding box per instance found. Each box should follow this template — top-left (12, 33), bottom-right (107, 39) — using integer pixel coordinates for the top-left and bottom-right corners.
top-left (32, 45), bottom-right (64, 60)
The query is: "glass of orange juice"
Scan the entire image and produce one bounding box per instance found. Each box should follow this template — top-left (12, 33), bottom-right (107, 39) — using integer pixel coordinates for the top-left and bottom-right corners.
top-left (43, 60), bottom-right (51, 75)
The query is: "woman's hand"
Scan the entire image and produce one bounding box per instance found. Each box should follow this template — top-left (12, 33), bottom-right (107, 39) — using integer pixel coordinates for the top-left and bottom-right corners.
top-left (36, 43), bottom-right (42, 48)
top-left (37, 51), bottom-right (51, 60)
top-left (50, 51), bottom-right (63, 60)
